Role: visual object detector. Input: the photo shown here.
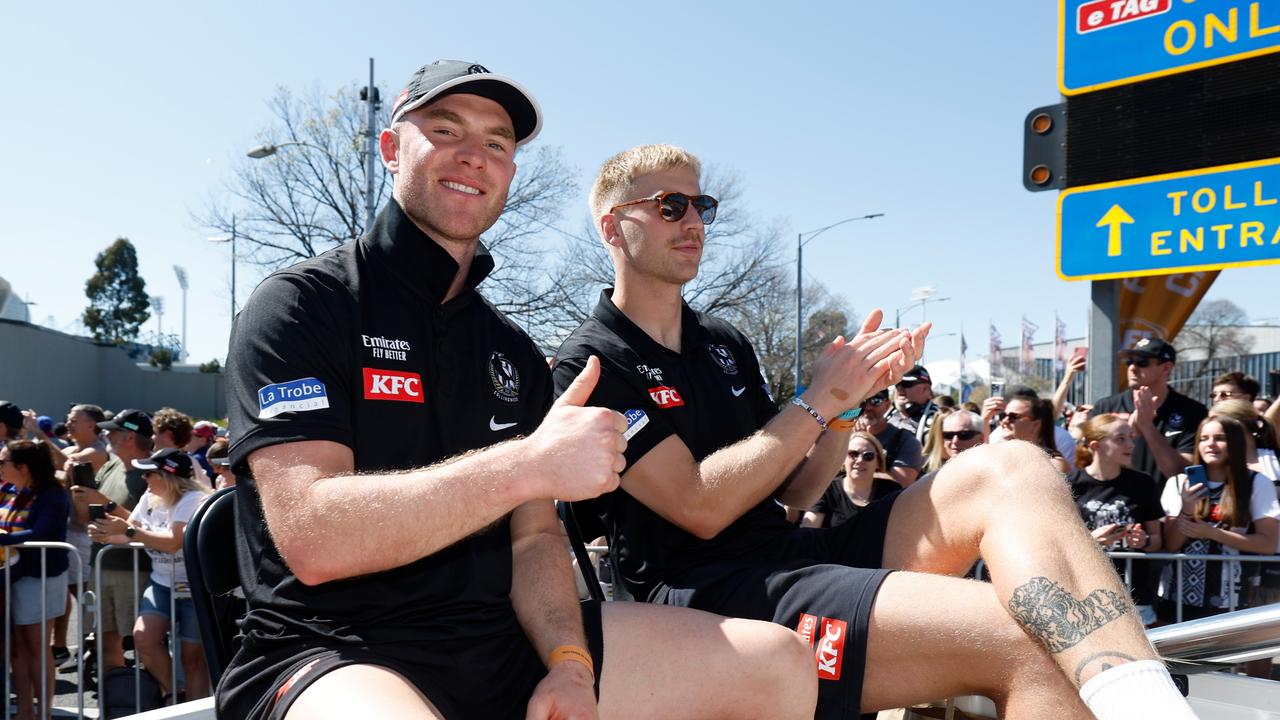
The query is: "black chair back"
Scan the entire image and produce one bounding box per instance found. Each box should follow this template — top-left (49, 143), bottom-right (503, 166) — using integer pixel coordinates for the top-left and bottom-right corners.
top-left (183, 486), bottom-right (244, 687)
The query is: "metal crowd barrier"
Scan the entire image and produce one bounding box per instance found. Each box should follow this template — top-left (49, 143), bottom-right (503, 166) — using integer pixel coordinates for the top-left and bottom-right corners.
top-left (1107, 551), bottom-right (1280, 623)
top-left (2, 541), bottom-right (84, 720)
top-left (1, 541), bottom-right (191, 719)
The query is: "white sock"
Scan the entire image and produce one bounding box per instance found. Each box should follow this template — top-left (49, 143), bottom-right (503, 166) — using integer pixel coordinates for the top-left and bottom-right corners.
top-left (1079, 659), bottom-right (1199, 720)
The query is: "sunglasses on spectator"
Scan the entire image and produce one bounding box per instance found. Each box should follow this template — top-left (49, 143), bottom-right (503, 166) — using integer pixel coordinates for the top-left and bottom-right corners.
top-left (1124, 357), bottom-right (1156, 368)
top-left (847, 450), bottom-right (877, 462)
top-left (610, 191), bottom-right (718, 225)
top-left (1210, 390), bottom-right (1244, 400)
top-left (863, 397), bottom-right (888, 407)
top-left (999, 412), bottom-right (1026, 424)
top-left (897, 381), bottom-right (926, 389)
top-left (942, 430), bottom-right (980, 441)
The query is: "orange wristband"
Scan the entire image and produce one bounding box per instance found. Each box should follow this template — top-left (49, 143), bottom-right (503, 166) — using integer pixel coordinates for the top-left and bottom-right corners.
top-left (548, 645), bottom-right (594, 676)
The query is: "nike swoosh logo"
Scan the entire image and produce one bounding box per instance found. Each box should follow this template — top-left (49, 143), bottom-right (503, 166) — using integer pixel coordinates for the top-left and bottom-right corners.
top-left (490, 417), bottom-right (518, 432)
top-left (1164, 430), bottom-right (1182, 437)
top-left (731, 386), bottom-right (746, 397)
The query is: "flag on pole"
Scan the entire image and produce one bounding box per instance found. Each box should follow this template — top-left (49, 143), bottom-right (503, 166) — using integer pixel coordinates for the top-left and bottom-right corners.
top-left (1054, 314), bottom-right (1068, 372)
top-left (959, 328), bottom-right (969, 402)
top-left (989, 323), bottom-right (1002, 376)
top-left (1020, 316), bottom-right (1038, 376)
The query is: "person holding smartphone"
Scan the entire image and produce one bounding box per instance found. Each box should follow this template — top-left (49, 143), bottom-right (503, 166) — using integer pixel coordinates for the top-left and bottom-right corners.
top-left (1069, 414), bottom-right (1163, 625)
top-left (1160, 416), bottom-right (1280, 620)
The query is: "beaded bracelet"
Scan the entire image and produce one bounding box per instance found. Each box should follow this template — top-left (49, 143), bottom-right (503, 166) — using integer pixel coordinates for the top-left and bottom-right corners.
top-left (791, 396), bottom-right (829, 430)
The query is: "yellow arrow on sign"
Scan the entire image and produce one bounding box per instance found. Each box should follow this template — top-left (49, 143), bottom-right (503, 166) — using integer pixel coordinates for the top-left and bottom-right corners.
top-left (1095, 204), bottom-right (1134, 257)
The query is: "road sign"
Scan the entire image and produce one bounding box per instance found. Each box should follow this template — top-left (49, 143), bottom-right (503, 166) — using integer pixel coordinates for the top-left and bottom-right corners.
top-left (1059, 0), bottom-right (1280, 94)
top-left (1057, 157), bottom-right (1280, 281)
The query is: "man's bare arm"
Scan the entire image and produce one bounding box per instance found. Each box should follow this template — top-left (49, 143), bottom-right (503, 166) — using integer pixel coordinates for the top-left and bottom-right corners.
top-left (254, 357), bottom-right (627, 586)
top-left (887, 465), bottom-right (921, 487)
top-left (620, 315), bottom-right (929, 540)
top-left (509, 500), bottom-right (591, 662)
top-left (776, 426), bottom-right (851, 509)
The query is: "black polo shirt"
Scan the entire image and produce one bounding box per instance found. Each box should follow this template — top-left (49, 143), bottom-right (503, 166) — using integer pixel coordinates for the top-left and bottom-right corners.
top-left (552, 290), bottom-right (793, 601)
top-left (226, 199), bottom-right (550, 648)
top-left (1091, 387), bottom-right (1207, 484)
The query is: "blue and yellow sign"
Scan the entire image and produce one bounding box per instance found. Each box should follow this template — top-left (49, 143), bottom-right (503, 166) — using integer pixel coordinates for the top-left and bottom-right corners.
top-left (1060, 0), bottom-right (1280, 95)
top-left (1057, 158), bottom-right (1280, 281)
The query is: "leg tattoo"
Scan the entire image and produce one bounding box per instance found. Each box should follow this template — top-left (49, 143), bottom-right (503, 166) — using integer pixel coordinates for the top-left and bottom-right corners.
top-left (1007, 577), bottom-right (1131, 653)
top-left (1073, 651), bottom-right (1139, 686)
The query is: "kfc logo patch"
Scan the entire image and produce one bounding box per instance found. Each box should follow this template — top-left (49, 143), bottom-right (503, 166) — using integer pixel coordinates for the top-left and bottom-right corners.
top-left (648, 386), bottom-right (685, 409)
top-left (815, 618), bottom-right (847, 681)
top-left (363, 368), bottom-right (425, 403)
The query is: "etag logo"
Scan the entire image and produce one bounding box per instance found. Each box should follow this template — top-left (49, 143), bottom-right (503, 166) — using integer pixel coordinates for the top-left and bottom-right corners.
top-left (648, 386), bottom-right (684, 409)
top-left (363, 368), bottom-right (425, 403)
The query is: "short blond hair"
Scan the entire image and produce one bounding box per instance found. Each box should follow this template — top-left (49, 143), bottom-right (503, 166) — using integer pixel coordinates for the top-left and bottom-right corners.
top-left (588, 144), bottom-right (702, 227)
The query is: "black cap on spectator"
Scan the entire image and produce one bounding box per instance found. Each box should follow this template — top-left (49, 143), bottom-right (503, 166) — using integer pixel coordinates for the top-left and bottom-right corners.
top-left (0, 401), bottom-right (22, 431)
top-left (132, 447), bottom-right (193, 478)
top-left (98, 409), bottom-right (153, 437)
top-left (1004, 385), bottom-right (1040, 400)
top-left (1124, 337), bottom-right (1176, 363)
top-left (899, 365), bottom-right (932, 385)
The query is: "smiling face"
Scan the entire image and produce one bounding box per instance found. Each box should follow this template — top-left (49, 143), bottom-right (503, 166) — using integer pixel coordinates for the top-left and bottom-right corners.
top-left (1197, 420), bottom-right (1230, 468)
top-left (999, 398), bottom-right (1040, 443)
top-left (383, 93), bottom-right (518, 248)
top-left (603, 166), bottom-right (706, 288)
top-left (843, 435), bottom-right (881, 481)
top-left (1091, 420), bottom-right (1135, 467)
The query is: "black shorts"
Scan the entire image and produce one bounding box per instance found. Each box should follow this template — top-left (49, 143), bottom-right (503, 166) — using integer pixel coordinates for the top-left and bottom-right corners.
top-left (662, 493), bottom-right (898, 720)
top-left (216, 600), bottom-right (604, 720)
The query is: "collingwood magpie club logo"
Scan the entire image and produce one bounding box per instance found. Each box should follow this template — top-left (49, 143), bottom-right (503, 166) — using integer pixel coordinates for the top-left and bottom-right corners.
top-left (488, 351), bottom-right (520, 403)
top-left (707, 344), bottom-right (738, 375)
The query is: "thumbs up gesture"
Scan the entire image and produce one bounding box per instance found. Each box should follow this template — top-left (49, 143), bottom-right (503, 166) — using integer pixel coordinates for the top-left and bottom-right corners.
top-left (526, 356), bottom-right (628, 501)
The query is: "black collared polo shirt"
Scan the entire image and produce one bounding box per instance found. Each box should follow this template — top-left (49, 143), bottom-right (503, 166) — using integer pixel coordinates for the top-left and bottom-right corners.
top-left (552, 290), bottom-right (793, 601)
top-left (226, 199), bottom-right (550, 648)
top-left (1092, 387), bottom-right (1207, 484)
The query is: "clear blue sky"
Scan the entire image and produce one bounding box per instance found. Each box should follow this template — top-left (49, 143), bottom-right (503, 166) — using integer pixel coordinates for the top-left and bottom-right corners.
top-left (2, 1), bottom-right (1273, 368)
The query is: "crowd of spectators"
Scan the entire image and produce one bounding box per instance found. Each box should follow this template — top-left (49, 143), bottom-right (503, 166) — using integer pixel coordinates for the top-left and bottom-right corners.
top-left (789, 341), bottom-right (1280, 656)
top-left (4, 335), bottom-right (1280, 713)
top-left (0, 400), bottom-right (228, 716)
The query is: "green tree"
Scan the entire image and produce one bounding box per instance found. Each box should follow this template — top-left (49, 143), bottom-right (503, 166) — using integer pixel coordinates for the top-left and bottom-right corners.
top-left (83, 238), bottom-right (151, 344)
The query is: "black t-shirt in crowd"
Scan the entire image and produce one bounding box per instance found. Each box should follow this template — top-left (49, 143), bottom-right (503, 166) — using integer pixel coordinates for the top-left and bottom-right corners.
top-left (552, 290), bottom-right (793, 601)
top-left (809, 476), bottom-right (901, 529)
top-left (226, 200), bottom-right (550, 649)
top-left (1067, 467), bottom-right (1163, 549)
top-left (1091, 388), bottom-right (1207, 484)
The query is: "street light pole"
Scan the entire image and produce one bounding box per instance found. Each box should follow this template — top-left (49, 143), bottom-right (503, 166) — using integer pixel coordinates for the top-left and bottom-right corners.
top-left (209, 214), bottom-right (237, 325)
top-left (794, 213), bottom-right (884, 393)
top-left (173, 265), bottom-right (188, 360)
top-left (361, 58), bottom-right (381, 229)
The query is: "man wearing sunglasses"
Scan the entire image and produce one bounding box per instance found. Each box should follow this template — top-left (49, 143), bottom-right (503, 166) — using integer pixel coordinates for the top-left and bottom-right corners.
top-left (219, 66), bottom-right (816, 720)
top-left (553, 144), bottom-right (1199, 720)
top-left (887, 365), bottom-right (939, 443)
top-left (857, 389), bottom-right (923, 487)
top-left (1091, 338), bottom-right (1206, 485)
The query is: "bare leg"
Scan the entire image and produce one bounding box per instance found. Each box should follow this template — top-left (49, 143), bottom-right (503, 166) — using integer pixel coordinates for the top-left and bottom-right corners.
top-left (285, 665), bottom-right (446, 720)
top-left (882, 441), bottom-right (1155, 687)
top-left (180, 641), bottom-right (210, 699)
top-left (52, 588), bottom-right (72, 649)
top-left (598, 602), bottom-right (817, 720)
top-left (99, 631), bottom-right (126, 671)
top-left (862, 572), bottom-right (1092, 718)
top-left (133, 613), bottom-right (173, 695)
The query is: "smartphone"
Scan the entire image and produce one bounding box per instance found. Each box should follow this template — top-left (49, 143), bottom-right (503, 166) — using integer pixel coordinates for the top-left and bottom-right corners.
top-left (990, 379), bottom-right (1005, 398)
top-left (1184, 464), bottom-right (1208, 489)
top-left (70, 463), bottom-right (96, 489)
top-left (88, 503), bottom-right (106, 521)
top-left (1071, 346), bottom-right (1087, 362)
